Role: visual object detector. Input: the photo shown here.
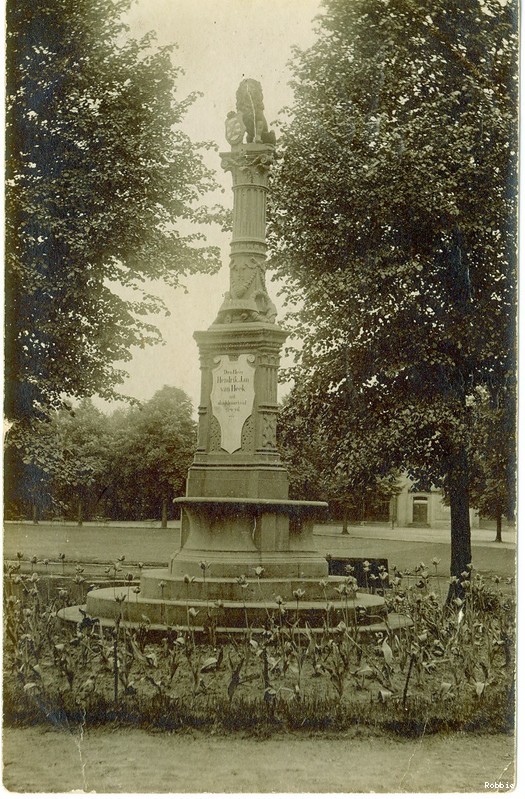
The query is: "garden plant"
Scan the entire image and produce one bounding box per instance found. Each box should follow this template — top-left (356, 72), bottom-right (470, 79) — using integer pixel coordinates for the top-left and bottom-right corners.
top-left (3, 554), bottom-right (515, 736)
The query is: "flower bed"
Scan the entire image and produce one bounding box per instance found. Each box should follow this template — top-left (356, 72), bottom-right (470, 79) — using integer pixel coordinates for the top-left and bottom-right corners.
top-left (3, 559), bottom-right (515, 735)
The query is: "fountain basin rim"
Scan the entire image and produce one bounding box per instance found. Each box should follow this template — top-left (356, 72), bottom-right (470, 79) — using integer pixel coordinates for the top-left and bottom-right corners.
top-left (58, 605), bottom-right (412, 634)
top-left (173, 496), bottom-right (328, 511)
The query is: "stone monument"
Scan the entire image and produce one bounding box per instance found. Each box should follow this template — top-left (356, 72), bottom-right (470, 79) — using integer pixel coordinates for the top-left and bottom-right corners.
top-left (170, 78), bottom-right (328, 586)
top-left (64, 80), bottom-right (398, 633)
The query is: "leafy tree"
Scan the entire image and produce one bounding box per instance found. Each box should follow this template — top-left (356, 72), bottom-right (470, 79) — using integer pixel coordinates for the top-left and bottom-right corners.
top-left (5, 399), bottom-right (112, 523)
top-left (278, 391), bottom-right (331, 503)
top-left (5, 0), bottom-right (220, 432)
top-left (4, 387), bottom-right (196, 525)
top-left (468, 385), bottom-right (515, 542)
top-left (3, 447), bottom-right (50, 524)
top-left (279, 387), bottom-right (399, 531)
top-left (107, 386), bottom-right (196, 525)
top-left (268, 0), bottom-right (517, 593)
top-left (47, 399), bottom-right (113, 524)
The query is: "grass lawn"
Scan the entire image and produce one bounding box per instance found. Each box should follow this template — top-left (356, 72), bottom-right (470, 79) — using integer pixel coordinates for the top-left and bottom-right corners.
top-left (4, 520), bottom-right (516, 580)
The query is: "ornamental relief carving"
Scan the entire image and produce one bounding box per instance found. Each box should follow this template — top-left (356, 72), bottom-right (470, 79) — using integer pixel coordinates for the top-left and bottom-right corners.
top-left (258, 354), bottom-right (279, 367)
top-left (230, 257), bottom-right (259, 299)
top-left (241, 416), bottom-right (255, 450)
top-left (220, 150), bottom-right (274, 182)
top-left (261, 413), bottom-right (277, 449)
top-left (208, 415), bottom-right (222, 452)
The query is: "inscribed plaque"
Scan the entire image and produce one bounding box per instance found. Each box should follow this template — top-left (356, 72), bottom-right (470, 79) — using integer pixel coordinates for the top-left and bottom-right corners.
top-left (210, 354), bottom-right (255, 453)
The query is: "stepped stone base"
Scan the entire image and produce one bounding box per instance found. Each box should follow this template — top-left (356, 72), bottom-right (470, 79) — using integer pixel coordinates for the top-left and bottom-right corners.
top-left (57, 569), bottom-right (411, 635)
top-left (58, 601), bottom-right (411, 636)
top-left (141, 570), bottom-right (342, 600)
top-left (169, 551), bottom-right (327, 579)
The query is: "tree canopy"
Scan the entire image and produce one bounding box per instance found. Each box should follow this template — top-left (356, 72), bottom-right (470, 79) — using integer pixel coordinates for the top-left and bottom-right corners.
top-left (3, 398), bottom-right (112, 523)
top-left (4, 387), bottom-right (196, 524)
top-left (108, 386), bottom-right (195, 523)
top-left (468, 384), bottom-right (515, 541)
top-left (5, 0), bottom-right (221, 430)
top-left (268, 0), bottom-right (517, 585)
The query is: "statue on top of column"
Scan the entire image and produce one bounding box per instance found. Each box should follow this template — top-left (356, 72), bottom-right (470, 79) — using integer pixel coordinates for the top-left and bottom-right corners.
top-left (225, 79), bottom-right (276, 146)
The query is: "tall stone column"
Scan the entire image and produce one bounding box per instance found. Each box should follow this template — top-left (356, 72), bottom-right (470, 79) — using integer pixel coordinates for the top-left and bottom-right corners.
top-left (215, 145), bottom-right (277, 325)
top-left (186, 142), bottom-right (288, 502)
top-left (171, 80), bottom-right (328, 579)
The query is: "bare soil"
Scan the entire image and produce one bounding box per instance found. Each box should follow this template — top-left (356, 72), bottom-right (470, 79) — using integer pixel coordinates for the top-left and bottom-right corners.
top-left (2, 726), bottom-right (515, 793)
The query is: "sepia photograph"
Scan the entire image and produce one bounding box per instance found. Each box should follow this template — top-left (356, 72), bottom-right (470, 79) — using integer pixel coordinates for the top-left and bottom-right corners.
top-left (3, 0), bottom-right (518, 793)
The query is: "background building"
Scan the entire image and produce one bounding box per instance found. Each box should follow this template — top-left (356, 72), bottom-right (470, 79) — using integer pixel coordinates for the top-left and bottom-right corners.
top-left (394, 477), bottom-right (480, 529)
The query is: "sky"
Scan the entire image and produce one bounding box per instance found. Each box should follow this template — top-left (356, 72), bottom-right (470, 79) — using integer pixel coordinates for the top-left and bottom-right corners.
top-left (103, 0), bottom-right (322, 412)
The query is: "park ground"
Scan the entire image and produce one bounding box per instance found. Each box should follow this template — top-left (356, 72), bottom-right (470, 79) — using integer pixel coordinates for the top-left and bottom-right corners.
top-left (2, 727), bottom-right (515, 793)
top-left (3, 520), bottom-right (518, 793)
top-left (3, 518), bottom-right (516, 578)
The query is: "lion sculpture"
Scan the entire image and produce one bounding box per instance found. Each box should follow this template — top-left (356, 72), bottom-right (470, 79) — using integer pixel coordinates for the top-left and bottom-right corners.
top-left (234, 79), bottom-right (276, 145)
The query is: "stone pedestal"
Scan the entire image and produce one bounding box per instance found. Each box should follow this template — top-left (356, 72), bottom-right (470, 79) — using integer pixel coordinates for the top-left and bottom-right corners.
top-left (172, 322), bottom-right (329, 578)
top-left (187, 323), bottom-right (288, 501)
top-left (170, 142), bottom-right (328, 581)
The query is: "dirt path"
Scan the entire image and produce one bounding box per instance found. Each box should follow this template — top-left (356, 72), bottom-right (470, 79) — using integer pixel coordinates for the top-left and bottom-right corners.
top-left (2, 726), bottom-right (515, 793)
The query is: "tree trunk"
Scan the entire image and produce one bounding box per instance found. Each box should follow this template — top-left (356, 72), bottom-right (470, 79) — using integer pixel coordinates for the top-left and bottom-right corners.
top-left (161, 497), bottom-right (168, 529)
top-left (446, 448), bottom-right (472, 601)
top-left (495, 512), bottom-right (503, 543)
top-left (32, 502), bottom-right (38, 525)
top-left (77, 497), bottom-right (83, 527)
top-left (389, 495), bottom-right (397, 529)
top-left (341, 505), bottom-right (349, 535)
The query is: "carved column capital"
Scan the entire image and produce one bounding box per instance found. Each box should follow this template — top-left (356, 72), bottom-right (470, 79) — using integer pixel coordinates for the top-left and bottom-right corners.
top-left (220, 145), bottom-right (275, 185)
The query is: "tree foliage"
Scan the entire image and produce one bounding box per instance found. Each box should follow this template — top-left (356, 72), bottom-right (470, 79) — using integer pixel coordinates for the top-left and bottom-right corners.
top-left (4, 386), bottom-right (196, 523)
top-left (5, 0), bottom-right (221, 428)
top-left (107, 386), bottom-right (196, 522)
top-left (468, 385), bottom-right (515, 541)
top-left (41, 399), bottom-right (111, 523)
top-left (268, 0), bottom-right (517, 584)
top-left (278, 388), bottom-right (399, 520)
top-left (3, 398), bottom-right (111, 522)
